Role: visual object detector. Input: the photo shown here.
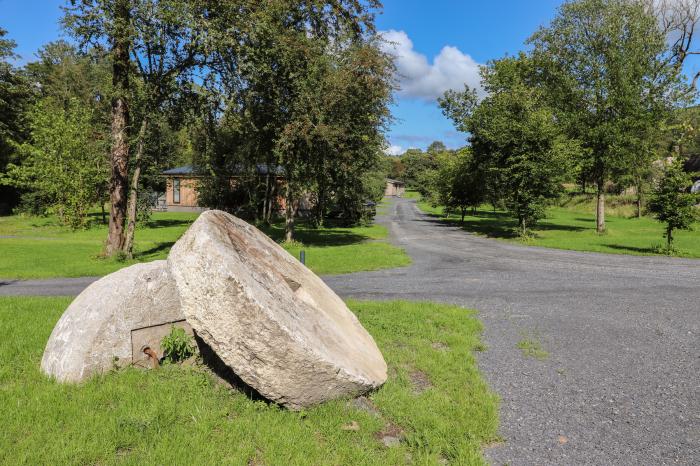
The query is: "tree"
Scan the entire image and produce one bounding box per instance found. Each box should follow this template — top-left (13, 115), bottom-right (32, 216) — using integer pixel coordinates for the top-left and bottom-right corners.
top-left (2, 97), bottom-right (107, 228)
top-left (197, 0), bottom-right (390, 240)
top-left (0, 28), bottom-right (31, 215)
top-left (401, 148), bottom-right (438, 194)
top-left (431, 149), bottom-right (485, 223)
top-left (648, 156), bottom-right (698, 251)
top-left (440, 55), bottom-right (574, 235)
top-left (529, 0), bottom-right (687, 232)
top-left (63, 0), bottom-right (206, 256)
top-left (427, 140), bottom-right (447, 154)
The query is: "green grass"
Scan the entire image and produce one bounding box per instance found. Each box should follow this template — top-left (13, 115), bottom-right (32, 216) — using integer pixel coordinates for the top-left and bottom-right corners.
top-left (0, 212), bottom-right (410, 279)
top-left (0, 298), bottom-right (498, 465)
top-left (415, 196), bottom-right (700, 259)
top-left (516, 336), bottom-right (549, 360)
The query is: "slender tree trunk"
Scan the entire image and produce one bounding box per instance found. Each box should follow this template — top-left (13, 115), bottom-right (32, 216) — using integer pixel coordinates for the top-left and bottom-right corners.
top-left (284, 181), bottom-right (295, 242)
top-left (105, 0), bottom-right (131, 257)
top-left (667, 227), bottom-right (673, 252)
top-left (262, 172), bottom-right (271, 224)
top-left (124, 119), bottom-right (148, 259)
top-left (461, 207), bottom-right (466, 224)
top-left (101, 203), bottom-right (106, 225)
top-left (636, 182), bottom-right (643, 219)
top-left (596, 180), bottom-right (605, 233)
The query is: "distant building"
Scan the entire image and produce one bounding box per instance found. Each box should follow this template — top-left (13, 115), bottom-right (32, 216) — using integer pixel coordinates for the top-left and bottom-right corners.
top-left (385, 179), bottom-right (405, 197)
top-left (161, 164), bottom-right (285, 213)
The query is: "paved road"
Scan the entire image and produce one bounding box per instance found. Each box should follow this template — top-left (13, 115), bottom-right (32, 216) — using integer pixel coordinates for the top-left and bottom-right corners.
top-left (0, 276), bottom-right (99, 296)
top-left (325, 198), bottom-right (700, 465)
top-left (2, 197), bottom-right (698, 465)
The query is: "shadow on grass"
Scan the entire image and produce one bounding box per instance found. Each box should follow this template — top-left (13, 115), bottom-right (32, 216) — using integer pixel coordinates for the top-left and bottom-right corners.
top-left (420, 210), bottom-right (587, 239)
top-left (603, 244), bottom-right (659, 254)
top-left (145, 219), bottom-right (195, 229)
top-left (136, 241), bottom-right (175, 259)
top-left (258, 223), bottom-right (370, 247)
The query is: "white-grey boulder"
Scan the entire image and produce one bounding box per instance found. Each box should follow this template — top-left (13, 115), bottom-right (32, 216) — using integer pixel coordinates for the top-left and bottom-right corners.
top-left (168, 210), bottom-right (387, 409)
top-left (41, 260), bottom-right (183, 382)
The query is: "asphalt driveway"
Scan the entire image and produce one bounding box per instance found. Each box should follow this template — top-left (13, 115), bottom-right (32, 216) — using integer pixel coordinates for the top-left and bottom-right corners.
top-left (1, 197), bottom-right (698, 464)
top-left (324, 198), bottom-right (699, 465)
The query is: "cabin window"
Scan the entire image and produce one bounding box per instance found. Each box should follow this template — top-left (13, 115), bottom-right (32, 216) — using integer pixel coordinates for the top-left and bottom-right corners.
top-left (173, 179), bottom-right (181, 204)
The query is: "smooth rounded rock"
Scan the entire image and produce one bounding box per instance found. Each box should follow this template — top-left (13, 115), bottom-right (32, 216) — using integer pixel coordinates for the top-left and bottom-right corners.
top-left (41, 261), bottom-right (182, 382)
top-left (168, 210), bottom-right (387, 409)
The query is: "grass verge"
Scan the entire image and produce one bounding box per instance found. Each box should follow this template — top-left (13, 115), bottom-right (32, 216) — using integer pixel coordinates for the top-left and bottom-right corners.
top-left (0, 212), bottom-right (410, 279)
top-left (0, 298), bottom-right (498, 465)
top-left (414, 196), bottom-right (700, 259)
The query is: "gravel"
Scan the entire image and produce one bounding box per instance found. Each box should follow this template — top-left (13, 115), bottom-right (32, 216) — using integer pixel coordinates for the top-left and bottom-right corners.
top-left (324, 198), bottom-right (700, 466)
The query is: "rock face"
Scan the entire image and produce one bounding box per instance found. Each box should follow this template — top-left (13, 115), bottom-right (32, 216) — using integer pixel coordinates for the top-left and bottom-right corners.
top-left (168, 210), bottom-right (387, 409)
top-left (41, 261), bottom-right (183, 382)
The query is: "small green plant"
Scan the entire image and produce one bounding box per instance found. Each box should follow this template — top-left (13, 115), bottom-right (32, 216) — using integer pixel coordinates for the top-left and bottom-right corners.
top-left (161, 326), bottom-right (196, 364)
top-left (517, 335), bottom-right (548, 360)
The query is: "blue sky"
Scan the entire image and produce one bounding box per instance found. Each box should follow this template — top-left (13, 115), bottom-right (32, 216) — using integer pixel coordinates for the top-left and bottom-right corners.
top-left (2, 0), bottom-right (567, 153)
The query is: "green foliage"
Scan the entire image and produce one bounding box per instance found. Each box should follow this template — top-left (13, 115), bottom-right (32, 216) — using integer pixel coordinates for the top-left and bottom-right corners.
top-left (193, 2), bottom-right (392, 236)
top-left (400, 148), bottom-right (439, 193)
top-left (0, 297), bottom-right (498, 465)
top-left (1, 97), bottom-right (107, 228)
top-left (441, 55), bottom-right (574, 234)
top-left (430, 149), bottom-right (485, 221)
top-left (648, 157), bottom-right (698, 251)
top-left (160, 326), bottom-right (196, 364)
top-left (529, 0), bottom-right (689, 230)
top-left (0, 28), bottom-right (32, 214)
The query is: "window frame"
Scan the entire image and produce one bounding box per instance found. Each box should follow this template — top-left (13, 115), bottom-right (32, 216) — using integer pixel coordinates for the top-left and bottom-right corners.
top-left (173, 178), bottom-right (181, 204)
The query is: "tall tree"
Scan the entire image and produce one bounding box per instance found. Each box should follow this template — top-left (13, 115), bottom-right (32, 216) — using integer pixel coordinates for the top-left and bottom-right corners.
top-left (529, 0), bottom-right (686, 232)
top-left (2, 97), bottom-right (108, 227)
top-left (198, 0), bottom-right (389, 240)
top-left (0, 29), bottom-right (31, 215)
top-left (441, 55), bottom-right (574, 235)
top-left (63, 0), bottom-right (205, 256)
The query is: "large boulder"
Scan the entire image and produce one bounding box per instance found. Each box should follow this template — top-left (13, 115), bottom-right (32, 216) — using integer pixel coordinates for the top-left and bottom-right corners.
top-left (168, 210), bottom-right (387, 409)
top-left (41, 261), bottom-right (184, 382)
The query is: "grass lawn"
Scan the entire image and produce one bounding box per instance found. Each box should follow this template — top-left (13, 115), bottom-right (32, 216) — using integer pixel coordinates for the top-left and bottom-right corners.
top-left (0, 298), bottom-right (498, 465)
top-left (0, 212), bottom-right (410, 279)
top-left (415, 195), bottom-right (700, 259)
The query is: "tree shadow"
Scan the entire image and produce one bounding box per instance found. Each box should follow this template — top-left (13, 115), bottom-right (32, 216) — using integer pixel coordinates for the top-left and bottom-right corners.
top-left (603, 244), bottom-right (659, 254)
top-left (420, 210), bottom-right (586, 239)
top-left (145, 219), bottom-right (195, 229)
top-left (135, 241), bottom-right (175, 259)
top-left (259, 223), bottom-right (370, 247)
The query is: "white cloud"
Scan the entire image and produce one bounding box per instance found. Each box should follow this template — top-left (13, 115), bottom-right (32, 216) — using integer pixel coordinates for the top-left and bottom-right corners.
top-left (379, 30), bottom-right (484, 102)
top-left (383, 144), bottom-right (404, 156)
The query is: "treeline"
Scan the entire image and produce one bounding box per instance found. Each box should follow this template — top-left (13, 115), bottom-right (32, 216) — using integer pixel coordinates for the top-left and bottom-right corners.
top-left (0, 1), bottom-right (393, 257)
top-left (402, 0), bottom-right (699, 250)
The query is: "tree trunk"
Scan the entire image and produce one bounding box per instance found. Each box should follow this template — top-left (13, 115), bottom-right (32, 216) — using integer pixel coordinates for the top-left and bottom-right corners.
top-left (101, 203), bottom-right (106, 225)
top-left (596, 181), bottom-right (605, 233)
top-left (105, 0), bottom-right (131, 257)
top-left (284, 183), bottom-right (296, 242)
top-left (636, 183), bottom-right (643, 219)
top-left (667, 227), bottom-right (673, 251)
top-left (461, 207), bottom-right (465, 224)
top-left (262, 172), bottom-right (271, 224)
top-left (124, 119), bottom-right (148, 259)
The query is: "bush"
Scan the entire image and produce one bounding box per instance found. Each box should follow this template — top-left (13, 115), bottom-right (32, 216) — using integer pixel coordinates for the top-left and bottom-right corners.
top-left (161, 326), bottom-right (196, 364)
